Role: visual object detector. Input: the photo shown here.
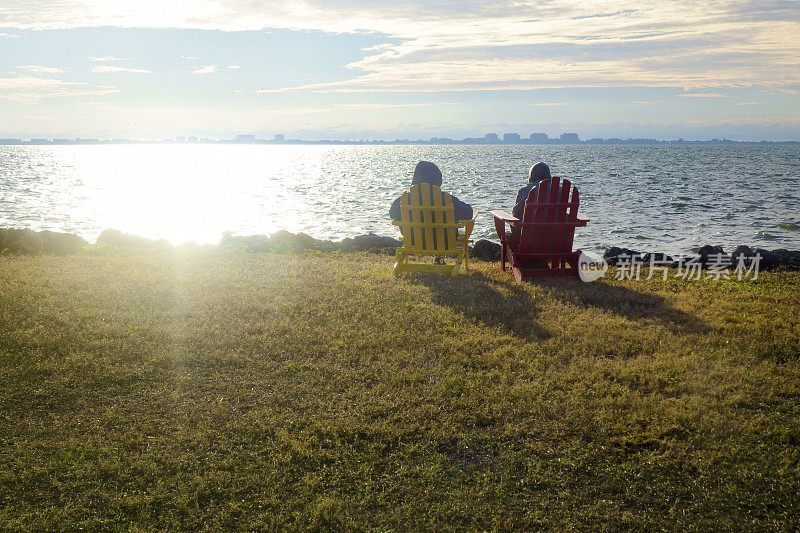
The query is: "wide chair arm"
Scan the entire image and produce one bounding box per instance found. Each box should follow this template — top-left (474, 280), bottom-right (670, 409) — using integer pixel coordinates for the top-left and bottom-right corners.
top-left (456, 211), bottom-right (479, 241)
top-left (490, 210), bottom-right (518, 241)
top-left (491, 210), bottom-right (590, 232)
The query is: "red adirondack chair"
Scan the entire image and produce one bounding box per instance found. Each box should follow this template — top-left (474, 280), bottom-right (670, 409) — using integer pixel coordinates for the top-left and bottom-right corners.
top-left (490, 176), bottom-right (589, 281)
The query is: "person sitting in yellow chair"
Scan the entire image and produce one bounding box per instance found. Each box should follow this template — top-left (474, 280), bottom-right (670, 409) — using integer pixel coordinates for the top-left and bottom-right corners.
top-left (389, 161), bottom-right (477, 275)
top-left (389, 161), bottom-right (473, 222)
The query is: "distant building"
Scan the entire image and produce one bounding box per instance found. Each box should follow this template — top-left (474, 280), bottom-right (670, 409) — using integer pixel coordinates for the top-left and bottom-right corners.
top-left (560, 132), bottom-right (580, 144)
top-left (235, 134), bottom-right (256, 143)
top-left (176, 136), bottom-right (186, 143)
top-left (484, 133), bottom-right (499, 143)
top-left (274, 134), bottom-right (285, 142)
top-left (503, 133), bottom-right (521, 143)
top-left (188, 136), bottom-right (198, 143)
top-left (529, 132), bottom-right (549, 143)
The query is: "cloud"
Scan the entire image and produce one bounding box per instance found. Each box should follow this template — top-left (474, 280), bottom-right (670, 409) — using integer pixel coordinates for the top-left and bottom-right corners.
top-left (0, 32), bottom-right (20, 38)
top-left (192, 65), bottom-right (241, 74)
top-left (0, 0), bottom-right (797, 94)
top-left (334, 102), bottom-right (455, 110)
top-left (91, 65), bottom-right (152, 74)
top-left (0, 75), bottom-right (118, 102)
top-left (15, 65), bottom-right (66, 74)
top-left (677, 93), bottom-right (729, 98)
top-left (86, 56), bottom-right (130, 61)
top-left (193, 65), bottom-right (219, 74)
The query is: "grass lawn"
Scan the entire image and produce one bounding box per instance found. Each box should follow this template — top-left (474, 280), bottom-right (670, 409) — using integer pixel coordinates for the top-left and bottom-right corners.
top-left (1, 250), bottom-right (799, 530)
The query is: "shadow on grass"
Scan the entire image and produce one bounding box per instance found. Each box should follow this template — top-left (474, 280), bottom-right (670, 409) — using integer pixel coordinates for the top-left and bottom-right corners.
top-left (531, 277), bottom-right (711, 334)
top-left (404, 270), bottom-right (551, 341)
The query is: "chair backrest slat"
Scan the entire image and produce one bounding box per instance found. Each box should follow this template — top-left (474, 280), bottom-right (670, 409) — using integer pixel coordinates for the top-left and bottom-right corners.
top-left (443, 194), bottom-right (456, 252)
top-left (520, 177), bottom-right (580, 257)
top-left (397, 184), bottom-right (459, 254)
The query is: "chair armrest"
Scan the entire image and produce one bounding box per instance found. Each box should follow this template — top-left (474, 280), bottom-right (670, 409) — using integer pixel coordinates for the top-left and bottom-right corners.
top-left (490, 210), bottom-right (517, 241)
top-left (457, 211), bottom-right (479, 239)
top-left (490, 210), bottom-right (518, 223)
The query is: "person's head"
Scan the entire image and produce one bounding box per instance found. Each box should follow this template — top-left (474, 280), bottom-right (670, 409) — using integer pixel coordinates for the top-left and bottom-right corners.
top-left (529, 162), bottom-right (551, 183)
top-left (411, 160), bottom-right (443, 187)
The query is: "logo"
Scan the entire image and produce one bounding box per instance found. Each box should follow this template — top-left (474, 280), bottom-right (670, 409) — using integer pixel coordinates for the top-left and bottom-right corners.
top-left (578, 250), bottom-right (608, 282)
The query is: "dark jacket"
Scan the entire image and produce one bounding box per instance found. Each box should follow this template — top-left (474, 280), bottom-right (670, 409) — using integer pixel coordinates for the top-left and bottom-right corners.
top-left (389, 161), bottom-right (474, 221)
top-left (512, 162), bottom-right (551, 219)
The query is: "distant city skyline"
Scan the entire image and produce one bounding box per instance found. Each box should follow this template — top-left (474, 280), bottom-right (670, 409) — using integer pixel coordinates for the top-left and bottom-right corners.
top-left (1, 1), bottom-right (798, 140)
top-left (2, 131), bottom-right (797, 146)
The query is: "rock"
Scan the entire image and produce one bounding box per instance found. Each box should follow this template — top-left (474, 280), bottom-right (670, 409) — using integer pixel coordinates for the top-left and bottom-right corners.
top-left (749, 248), bottom-right (800, 271)
top-left (697, 245), bottom-right (728, 266)
top-left (640, 252), bottom-right (674, 265)
top-left (334, 238), bottom-right (355, 252)
top-left (350, 232), bottom-right (400, 252)
top-left (471, 239), bottom-right (501, 261)
top-left (726, 245), bottom-right (754, 269)
top-left (220, 230), bottom-right (395, 254)
top-left (222, 232), bottom-right (271, 252)
top-left (268, 230), bottom-right (303, 252)
top-left (603, 246), bottom-right (642, 265)
top-left (40, 230), bottom-right (88, 255)
top-left (772, 249), bottom-right (800, 271)
top-left (754, 248), bottom-right (780, 270)
top-left (731, 245), bottom-right (754, 260)
top-left (222, 232), bottom-right (285, 252)
top-left (294, 232), bottom-right (323, 251)
top-left (1, 228), bottom-right (43, 254)
top-left (96, 229), bottom-right (170, 249)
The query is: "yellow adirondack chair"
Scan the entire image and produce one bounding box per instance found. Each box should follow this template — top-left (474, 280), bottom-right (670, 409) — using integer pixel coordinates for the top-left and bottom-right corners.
top-left (392, 183), bottom-right (478, 276)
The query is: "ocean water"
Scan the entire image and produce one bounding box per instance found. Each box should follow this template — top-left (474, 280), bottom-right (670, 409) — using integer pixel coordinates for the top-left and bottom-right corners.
top-left (1, 144), bottom-right (798, 255)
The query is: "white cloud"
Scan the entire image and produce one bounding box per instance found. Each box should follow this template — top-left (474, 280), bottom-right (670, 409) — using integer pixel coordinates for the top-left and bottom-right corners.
top-left (192, 65), bottom-right (241, 74)
top-left (15, 65), bottom-right (66, 74)
top-left (86, 56), bottom-right (130, 61)
top-left (0, 1), bottom-right (797, 93)
top-left (677, 93), bottom-right (729, 98)
top-left (193, 65), bottom-right (219, 74)
top-left (334, 102), bottom-right (454, 110)
top-left (0, 32), bottom-right (20, 38)
top-left (91, 65), bottom-right (152, 74)
top-left (0, 75), bottom-right (118, 102)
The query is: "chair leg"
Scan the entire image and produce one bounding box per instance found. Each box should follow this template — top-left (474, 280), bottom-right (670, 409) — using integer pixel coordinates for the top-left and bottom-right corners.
top-left (500, 242), bottom-right (506, 271)
top-left (393, 250), bottom-right (407, 277)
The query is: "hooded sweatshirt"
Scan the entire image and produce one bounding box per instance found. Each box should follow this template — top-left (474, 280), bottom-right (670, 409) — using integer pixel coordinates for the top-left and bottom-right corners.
top-left (512, 162), bottom-right (552, 219)
top-left (389, 161), bottom-right (474, 221)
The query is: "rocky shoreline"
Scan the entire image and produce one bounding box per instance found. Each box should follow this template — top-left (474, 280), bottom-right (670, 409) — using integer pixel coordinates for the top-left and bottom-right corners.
top-left (1, 227), bottom-right (799, 271)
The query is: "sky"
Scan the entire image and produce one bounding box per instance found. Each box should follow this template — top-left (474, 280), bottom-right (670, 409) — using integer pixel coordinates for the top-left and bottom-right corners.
top-left (0, 0), bottom-right (799, 140)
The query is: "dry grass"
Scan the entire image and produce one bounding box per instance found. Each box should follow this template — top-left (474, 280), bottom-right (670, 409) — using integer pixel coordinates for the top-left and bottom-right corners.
top-left (0, 249), bottom-right (798, 530)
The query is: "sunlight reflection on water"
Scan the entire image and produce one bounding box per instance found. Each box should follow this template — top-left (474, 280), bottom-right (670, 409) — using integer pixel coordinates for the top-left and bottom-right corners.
top-left (1, 144), bottom-right (799, 255)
